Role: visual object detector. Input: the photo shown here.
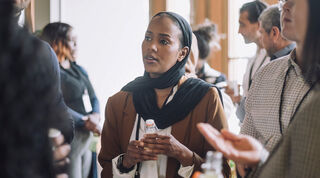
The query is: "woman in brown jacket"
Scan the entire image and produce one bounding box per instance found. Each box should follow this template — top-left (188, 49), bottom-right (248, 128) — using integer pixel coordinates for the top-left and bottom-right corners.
top-left (98, 12), bottom-right (229, 178)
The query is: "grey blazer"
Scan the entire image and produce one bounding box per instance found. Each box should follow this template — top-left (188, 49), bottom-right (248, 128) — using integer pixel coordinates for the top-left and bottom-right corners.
top-left (250, 84), bottom-right (320, 178)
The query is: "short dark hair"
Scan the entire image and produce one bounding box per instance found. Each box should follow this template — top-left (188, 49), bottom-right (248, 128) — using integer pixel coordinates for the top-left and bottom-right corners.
top-left (301, 0), bottom-right (320, 84)
top-left (240, 0), bottom-right (268, 23)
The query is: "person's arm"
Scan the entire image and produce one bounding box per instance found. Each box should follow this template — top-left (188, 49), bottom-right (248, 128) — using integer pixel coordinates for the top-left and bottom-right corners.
top-left (197, 123), bottom-right (267, 166)
top-left (67, 107), bottom-right (85, 127)
top-left (44, 42), bottom-right (74, 143)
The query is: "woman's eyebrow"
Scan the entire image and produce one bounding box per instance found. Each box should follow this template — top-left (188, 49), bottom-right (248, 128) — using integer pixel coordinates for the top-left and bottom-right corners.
top-left (146, 31), bottom-right (172, 38)
top-left (159, 33), bottom-right (171, 38)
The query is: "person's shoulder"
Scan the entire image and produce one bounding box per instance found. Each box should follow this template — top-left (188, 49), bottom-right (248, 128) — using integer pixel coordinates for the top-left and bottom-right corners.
top-left (106, 91), bottom-right (134, 115)
top-left (204, 85), bottom-right (221, 101)
top-left (73, 62), bottom-right (89, 77)
top-left (108, 91), bottom-right (132, 105)
top-left (33, 36), bottom-right (54, 54)
top-left (254, 55), bottom-right (290, 80)
top-left (261, 55), bottom-right (290, 71)
top-left (33, 36), bottom-right (60, 67)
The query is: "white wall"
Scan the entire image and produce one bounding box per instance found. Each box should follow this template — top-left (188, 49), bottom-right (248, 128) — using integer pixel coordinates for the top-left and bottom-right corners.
top-left (57, 0), bottom-right (149, 116)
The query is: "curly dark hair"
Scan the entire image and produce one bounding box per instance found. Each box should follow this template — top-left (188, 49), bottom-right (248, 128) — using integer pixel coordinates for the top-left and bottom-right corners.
top-left (0, 1), bottom-right (70, 177)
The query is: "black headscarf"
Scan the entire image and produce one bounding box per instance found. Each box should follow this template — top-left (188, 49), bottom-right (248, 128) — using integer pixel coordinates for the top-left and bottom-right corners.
top-left (122, 12), bottom-right (213, 129)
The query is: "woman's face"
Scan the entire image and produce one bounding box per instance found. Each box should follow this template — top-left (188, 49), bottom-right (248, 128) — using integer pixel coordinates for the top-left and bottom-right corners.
top-left (281, 0), bottom-right (309, 44)
top-left (67, 29), bottom-right (77, 60)
top-left (142, 16), bottom-right (188, 78)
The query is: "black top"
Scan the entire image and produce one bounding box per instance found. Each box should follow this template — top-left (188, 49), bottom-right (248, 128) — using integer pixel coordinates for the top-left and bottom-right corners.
top-left (60, 62), bottom-right (100, 128)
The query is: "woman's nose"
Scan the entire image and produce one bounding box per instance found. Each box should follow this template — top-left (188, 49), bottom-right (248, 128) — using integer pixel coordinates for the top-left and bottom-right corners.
top-left (147, 41), bottom-right (157, 52)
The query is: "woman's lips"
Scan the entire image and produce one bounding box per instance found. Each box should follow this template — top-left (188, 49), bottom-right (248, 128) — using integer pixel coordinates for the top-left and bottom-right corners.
top-left (144, 56), bottom-right (158, 63)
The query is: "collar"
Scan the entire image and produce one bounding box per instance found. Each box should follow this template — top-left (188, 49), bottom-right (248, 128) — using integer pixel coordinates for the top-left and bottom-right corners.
top-left (288, 49), bottom-right (302, 76)
top-left (271, 43), bottom-right (296, 61)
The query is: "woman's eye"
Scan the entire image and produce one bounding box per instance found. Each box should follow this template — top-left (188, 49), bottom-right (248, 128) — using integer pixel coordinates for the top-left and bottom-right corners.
top-left (160, 39), bottom-right (169, 45)
top-left (145, 36), bottom-right (151, 41)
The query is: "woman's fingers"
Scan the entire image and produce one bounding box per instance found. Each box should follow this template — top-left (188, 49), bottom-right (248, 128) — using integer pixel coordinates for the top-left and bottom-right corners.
top-left (53, 144), bottom-right (71, 161)
top-left (56, 173), bottom-right (68, 178)
top-left (141, 135), bottom-right (172, 155)
top-left (127, 140), bottom-right (157, 162)
top-left (221, 129), bottom-right (243, 141)
top-left (51, 133), bottom-right (64, 147)
top-left (54, 157), bottom-right (70, 175)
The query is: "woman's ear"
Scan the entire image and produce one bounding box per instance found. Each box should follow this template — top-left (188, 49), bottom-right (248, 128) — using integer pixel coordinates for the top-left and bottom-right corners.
top-left (177, 46), bottom-right (189, 62)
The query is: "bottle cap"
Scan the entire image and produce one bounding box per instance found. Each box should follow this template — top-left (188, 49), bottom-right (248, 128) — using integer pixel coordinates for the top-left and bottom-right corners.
top-left (146, 119), bottom-right (155, 127)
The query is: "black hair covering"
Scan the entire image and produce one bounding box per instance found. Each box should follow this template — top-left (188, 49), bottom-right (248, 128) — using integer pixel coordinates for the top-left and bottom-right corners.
top-left (122, 12), bottom-right (213, 129)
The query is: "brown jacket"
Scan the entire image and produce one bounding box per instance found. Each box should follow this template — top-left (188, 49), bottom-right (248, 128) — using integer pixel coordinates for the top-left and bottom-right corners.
top-left (98, 85), bottom-right (229, 178)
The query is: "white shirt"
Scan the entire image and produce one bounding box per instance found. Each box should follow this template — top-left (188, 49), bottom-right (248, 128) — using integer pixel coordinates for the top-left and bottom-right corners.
top-left (242, 48), bottom-right (270, 97)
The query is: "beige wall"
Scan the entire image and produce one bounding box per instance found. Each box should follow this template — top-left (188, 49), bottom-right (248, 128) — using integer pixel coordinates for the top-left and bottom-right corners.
top-left (265, 0), bottom-right (279, 5)
top-left (34, 0), bottom-right (50, 31)
top-left (192, 0), bottom-right (228, 75)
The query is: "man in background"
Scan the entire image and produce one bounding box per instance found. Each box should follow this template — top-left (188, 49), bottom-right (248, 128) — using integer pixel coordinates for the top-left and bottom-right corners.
top-left (226, 0), bottom-right (269, 122)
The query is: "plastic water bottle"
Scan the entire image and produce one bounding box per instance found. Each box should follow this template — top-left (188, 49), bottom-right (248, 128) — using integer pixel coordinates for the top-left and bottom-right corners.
top-left (199, 151), bottom-right (224, 178)
top-left (140, 119), bottom-right (159, 177)
top-left (145, 119), bottom-right (157, 134)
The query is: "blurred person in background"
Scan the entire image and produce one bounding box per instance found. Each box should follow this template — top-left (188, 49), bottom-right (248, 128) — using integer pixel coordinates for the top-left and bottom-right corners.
top-left (0, 1), bottom-right (70, 177)
top-left (226, 0), bottom-right (269, 122)
top-left (258, 5), bottom-right (295, 61)
top-left (40, 22), bottom-right (101, 178)
top-left (198, 0), bottom-right (320, 177)
top-left (193, 20), bottom-right (227, 87)
top-left (193, 21), bottom-right (240, 133)
top-left (13, 0), bottom-right (74, 143)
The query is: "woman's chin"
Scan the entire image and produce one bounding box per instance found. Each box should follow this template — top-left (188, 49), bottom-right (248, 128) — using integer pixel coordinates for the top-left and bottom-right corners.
top-left (147, 72), bottom-right (162, 78)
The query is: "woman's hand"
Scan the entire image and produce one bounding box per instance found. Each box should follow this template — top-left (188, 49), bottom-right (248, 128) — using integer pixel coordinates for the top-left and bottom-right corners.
top-left (122, 140), bottom-right (158, 168)
top-left (83, 113), bottom-right (101, 135)
top-left (50, 133), bottom-right (71, 177)
top-left (197, 123), bottom-right (263, 166)
top-left (142, 134), bottom-right (193, 167)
